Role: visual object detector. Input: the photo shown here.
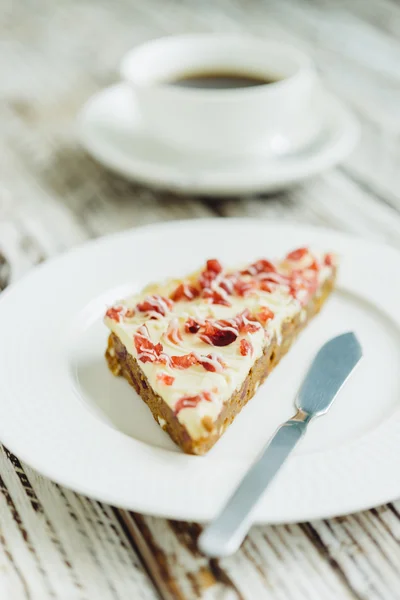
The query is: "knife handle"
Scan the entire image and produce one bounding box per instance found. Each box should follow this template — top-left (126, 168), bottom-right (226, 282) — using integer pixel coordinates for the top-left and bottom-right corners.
top-left (198, 416), bottom-right (309, 558)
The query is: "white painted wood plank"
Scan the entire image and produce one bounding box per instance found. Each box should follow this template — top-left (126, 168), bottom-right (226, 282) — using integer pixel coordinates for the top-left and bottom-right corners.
top-left (0, 456), bottom-right (57, 599)
top-left (216, 169), bottom-right (400, 246)
top-left (124, 509), bottom-right (400, 600)
top-left (1, 449), bottom-right (158, 600)
top-left (309, 512), bottom-right (400, 599)
top-left (125, 514), bottom-right (358, 600)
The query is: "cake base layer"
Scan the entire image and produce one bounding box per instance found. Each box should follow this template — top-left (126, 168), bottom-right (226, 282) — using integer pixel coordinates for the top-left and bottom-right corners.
top-left (106, 275), bottom-right (336, 455)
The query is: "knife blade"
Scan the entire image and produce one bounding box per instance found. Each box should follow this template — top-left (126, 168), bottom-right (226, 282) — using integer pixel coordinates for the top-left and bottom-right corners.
top-left (198, 332), bottom-right (362, 558)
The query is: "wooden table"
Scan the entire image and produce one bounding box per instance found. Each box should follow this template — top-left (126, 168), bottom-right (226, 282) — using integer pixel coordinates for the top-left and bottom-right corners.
top-left (1, 1), bottom-right (400, 598)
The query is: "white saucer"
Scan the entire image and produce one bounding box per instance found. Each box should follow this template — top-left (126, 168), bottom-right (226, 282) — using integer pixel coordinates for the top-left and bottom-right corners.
top-left (0, 219), bottom-right (399, 523)
top-left (79, 84), bottom-right (359, 197)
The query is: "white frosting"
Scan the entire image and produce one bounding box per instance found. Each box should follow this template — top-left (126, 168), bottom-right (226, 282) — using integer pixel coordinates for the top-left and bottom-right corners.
top-left (105, 250), bottom-right (335, 440)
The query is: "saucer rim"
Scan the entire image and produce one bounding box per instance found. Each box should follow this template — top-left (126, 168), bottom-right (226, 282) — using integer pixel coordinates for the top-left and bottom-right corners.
top-left (79, 83), bottom-right (359, 196)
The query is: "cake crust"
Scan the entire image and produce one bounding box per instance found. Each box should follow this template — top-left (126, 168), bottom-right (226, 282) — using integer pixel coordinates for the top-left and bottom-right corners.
top-left (106, 271), bottom-right (336, 455)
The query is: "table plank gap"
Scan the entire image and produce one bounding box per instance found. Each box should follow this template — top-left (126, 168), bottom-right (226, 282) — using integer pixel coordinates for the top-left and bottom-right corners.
top-left (116, 510), bottom-right (179, 600)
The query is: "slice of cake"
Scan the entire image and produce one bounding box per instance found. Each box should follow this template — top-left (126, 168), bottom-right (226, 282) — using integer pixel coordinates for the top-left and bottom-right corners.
top-left (105, 248), bottom-right (336, 455)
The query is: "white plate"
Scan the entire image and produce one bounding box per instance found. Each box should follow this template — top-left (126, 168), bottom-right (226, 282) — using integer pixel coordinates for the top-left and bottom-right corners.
top-left (79, 84), bottom-right (359, 196)
top-left (0, 219), bottom-right (399, 523)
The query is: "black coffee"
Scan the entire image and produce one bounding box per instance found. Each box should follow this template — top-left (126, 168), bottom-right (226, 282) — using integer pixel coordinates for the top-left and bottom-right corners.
top-left (167, 71), bottom-right (278, 89)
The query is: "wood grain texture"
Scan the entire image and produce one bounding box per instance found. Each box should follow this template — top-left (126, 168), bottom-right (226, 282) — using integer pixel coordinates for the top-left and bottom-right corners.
top-left (0, 448), bottom-right (158, 600)
top-left (1, 0), bottom-right (400, 598)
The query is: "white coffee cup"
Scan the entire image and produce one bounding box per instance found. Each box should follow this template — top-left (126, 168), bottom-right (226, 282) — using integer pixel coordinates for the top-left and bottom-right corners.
top-left (121, 34), bottom-right (319, 156)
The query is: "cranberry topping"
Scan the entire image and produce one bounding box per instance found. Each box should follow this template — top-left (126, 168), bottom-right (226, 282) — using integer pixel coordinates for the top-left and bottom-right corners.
top-left (255, 259), bottom-right (276, 272)
top-left (202, 288), bottom-right (231, 306)
top-left (193, 311), bottom-right (262, 348)
top-left (170, 283), bottom-right (199, 302)
top-left (166, 318), bottom-right (183, 344)
top-left (289, 271), bottom-right (318, 305)
top-left (170, 350), bottom-right (226, 373)
top-left (106, 306), bottom-right (136, 321)
top-left (185, 318), bottom-right (201, 334)
top-left (105, 306), bottom-right (123, 322)
top-left (157, 373), bottom-right (175, 386)
top-left (198, 259), bottom-right (236, 305)
top-left (206, 259), bottom-right (223, 274)
top-left (137, 295), bottom-right (173, 318)
top-left (241, 259), bottom-right (276, 275)
top-left (234, 278), bottom-right (257, 297)
top-left (200, 321), bottom-right (238, 347)
top-left (219, 275), bottom-right (236, 294)
top-left (134, 326), bottom-right (167, 365)
top-left (235, 310), bottom-right (261, 334)
top-left (259, 281), bottom-right (272, 292)
top-left (170, 353), bottom-right (199, 369)
top-left (308, 260), bottom-right (319, 271)
top-left (199, 354), bottom-right (227, 372)
top-left (174, 391), bottom-right (212, 415)
top-left (257, 306), bottom-right (275, 325)
top-left (199, 259), bottom-right (223, 290)
top-left (287, 247), bottom-right (308, 261)
top-left (240, 339), bottom-right (253, 356)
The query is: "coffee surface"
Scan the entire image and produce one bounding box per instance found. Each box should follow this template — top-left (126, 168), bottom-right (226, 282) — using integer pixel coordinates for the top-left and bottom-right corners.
top-left (167, 72), bottom-right (278, 89)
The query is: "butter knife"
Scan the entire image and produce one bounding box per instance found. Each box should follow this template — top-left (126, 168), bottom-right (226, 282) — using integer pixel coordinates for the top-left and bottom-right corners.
top-left (198, 332), bottom-right (362, 558)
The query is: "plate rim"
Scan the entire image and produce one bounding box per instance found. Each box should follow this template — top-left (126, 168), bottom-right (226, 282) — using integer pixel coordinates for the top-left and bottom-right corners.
top-left (0, 218), bottom-right (399, 523)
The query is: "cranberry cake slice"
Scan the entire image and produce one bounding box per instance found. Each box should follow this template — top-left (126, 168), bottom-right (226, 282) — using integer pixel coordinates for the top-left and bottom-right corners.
top-left (105, 248), bottom-right (337, 455)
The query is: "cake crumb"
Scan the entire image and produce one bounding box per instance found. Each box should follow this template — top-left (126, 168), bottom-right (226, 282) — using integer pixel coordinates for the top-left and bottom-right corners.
top-left (202, 416), bottom-right (214, 432)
